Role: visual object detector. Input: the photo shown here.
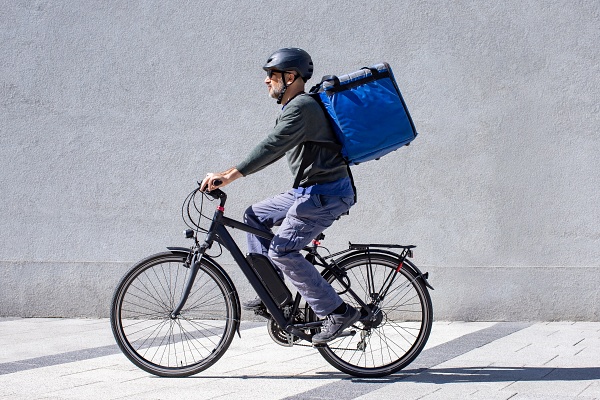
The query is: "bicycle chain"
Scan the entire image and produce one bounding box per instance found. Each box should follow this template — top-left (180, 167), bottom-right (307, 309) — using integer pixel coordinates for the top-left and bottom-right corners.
top-left (279, 326), bottom-right (369, 351)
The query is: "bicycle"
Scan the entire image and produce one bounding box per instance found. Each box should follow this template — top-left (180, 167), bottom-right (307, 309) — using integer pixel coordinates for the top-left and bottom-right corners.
top-left (110, 185), bottom-right (434, 378)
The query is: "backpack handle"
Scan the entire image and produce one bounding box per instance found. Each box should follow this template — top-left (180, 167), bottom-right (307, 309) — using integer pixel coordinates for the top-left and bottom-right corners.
top-left (309, 75), bottom-right (340, 94)
top-left (361, 66), bottom-right (380, 78)
top-left (321, 74), bottom-right (340, 87)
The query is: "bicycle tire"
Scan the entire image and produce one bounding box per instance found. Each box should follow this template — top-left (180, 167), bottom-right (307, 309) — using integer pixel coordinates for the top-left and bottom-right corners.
top-left (110, 252), bottom-right (238, 377)
top-left (315, 253), bottom-right (433, 377)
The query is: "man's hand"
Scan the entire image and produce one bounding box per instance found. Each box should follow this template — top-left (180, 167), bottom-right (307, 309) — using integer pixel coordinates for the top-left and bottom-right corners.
top-left (200, 167), bottom-right (242, 192)
top-left (200, 172), bottom-right (225, 192)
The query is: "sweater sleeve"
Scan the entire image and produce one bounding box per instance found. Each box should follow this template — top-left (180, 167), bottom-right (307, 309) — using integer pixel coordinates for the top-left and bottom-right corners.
top-left (236, 103), bottom-right (306, 176)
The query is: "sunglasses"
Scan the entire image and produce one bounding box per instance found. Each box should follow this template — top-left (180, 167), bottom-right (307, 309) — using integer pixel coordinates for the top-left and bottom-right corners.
top-left (266, 69), bottom-right (295, 79)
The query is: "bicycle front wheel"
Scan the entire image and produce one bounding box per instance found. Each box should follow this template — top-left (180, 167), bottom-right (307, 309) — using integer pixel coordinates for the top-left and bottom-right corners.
top-left (110, 252), bottom-right (238, 377)
top-left (316, 253), bottom-right (433, 377)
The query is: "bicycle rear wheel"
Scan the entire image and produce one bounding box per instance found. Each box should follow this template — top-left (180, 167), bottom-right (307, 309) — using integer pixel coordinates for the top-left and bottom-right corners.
top-left (316, 253), bottom-right (432, 377)
top-left (110, 252), bottom-right (238, 377)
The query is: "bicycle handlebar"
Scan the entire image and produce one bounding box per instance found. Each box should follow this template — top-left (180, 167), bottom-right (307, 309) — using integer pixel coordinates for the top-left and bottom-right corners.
top-left (198, 179), bottom-right (227, 204)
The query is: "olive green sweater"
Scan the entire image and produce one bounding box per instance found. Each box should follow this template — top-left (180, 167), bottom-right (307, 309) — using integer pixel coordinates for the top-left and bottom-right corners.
top-left (236, 94), bottom-right (348, 187)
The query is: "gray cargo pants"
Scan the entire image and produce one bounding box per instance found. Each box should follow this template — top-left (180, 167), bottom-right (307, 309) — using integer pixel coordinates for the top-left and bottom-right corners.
top-left (243, 189), bottom-right (354, 317)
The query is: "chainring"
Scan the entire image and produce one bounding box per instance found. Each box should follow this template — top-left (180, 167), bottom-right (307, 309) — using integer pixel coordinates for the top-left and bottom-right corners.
top-left (267, 318), bottom-right (302, 347)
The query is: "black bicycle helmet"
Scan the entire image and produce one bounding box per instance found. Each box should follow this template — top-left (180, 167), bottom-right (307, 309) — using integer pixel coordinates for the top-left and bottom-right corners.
top-left (263, 48), bottom-right (314, 81)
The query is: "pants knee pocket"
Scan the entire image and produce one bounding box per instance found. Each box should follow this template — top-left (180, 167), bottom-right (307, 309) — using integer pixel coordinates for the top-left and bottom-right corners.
top-left (269, 216), bottom-right (315, 256)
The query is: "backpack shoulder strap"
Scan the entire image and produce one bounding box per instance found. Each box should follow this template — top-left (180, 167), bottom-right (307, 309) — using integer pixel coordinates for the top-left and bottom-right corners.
top-left (292, 143), bottom-right (312, 189)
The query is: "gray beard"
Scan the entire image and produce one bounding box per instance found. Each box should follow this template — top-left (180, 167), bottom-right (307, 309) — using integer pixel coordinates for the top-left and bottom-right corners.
top-left (270, 82), bottom-right (284, 99)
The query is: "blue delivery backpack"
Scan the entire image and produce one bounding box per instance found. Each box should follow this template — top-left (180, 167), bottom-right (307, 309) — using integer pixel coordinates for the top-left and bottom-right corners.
top-left (309, 62), bottom-right (418, 165)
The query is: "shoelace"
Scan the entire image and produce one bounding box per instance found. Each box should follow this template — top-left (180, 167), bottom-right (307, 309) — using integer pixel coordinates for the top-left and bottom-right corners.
top-left (321, 315), bottom-right (335, 331)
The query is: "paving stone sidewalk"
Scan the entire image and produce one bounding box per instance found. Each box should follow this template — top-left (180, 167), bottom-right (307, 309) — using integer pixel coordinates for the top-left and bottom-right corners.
top-left (0, 319), bottom-right (598, 399)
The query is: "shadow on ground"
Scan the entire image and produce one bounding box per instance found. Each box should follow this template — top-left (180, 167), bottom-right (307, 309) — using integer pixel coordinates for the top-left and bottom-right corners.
top-left (189, 366), bottom-right (600, 383)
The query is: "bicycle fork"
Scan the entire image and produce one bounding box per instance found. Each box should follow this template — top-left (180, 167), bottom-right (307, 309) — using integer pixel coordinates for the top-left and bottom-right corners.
top-left (170, 247), bottom-right (205, 319)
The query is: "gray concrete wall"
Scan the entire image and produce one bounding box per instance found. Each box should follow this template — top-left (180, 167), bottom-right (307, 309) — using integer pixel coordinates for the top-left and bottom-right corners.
top-left (1, 1), bottom-right (599, 320)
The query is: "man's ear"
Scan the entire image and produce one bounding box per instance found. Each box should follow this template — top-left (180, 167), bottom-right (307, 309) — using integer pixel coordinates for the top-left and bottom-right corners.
top-left (286, 72), bottom-right (298, 86)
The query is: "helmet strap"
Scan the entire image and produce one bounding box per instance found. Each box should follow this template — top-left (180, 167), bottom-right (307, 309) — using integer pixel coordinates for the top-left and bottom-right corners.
top-left (277, 80), bottom-right (287, 105)
top-left (276, 72), bottom-right (299, 105)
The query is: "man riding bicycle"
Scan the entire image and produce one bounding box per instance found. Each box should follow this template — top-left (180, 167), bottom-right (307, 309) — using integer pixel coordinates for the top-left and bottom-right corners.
top-left (200, 48), bottom-right (359, 344)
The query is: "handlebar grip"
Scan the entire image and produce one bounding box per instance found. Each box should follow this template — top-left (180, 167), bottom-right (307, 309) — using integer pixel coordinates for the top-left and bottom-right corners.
top-left (196, 179), bottom-right (223, 190)
top-left (197, 178), bottom-right (227, 201)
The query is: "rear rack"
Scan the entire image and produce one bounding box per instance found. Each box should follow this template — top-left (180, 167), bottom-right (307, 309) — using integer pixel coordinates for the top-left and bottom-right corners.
top-left (349, 243), bottom-right (415, 250)
top-left (348, 243), bottom-right (415, 259)
top-left (321, 242), bottom-right (416, 262)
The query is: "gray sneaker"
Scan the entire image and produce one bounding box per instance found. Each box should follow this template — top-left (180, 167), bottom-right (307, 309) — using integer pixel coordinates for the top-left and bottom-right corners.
top-left (312, 305), bottom-right (360, 344)
top-left (242, 297), bottom-right (271, 319)
top-left (241, 297), bottom-right (264, 310)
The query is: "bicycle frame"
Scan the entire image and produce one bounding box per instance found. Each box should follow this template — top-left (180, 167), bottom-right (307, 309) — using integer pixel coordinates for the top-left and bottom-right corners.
top-left (171, 188), bottom-right (427, 343)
